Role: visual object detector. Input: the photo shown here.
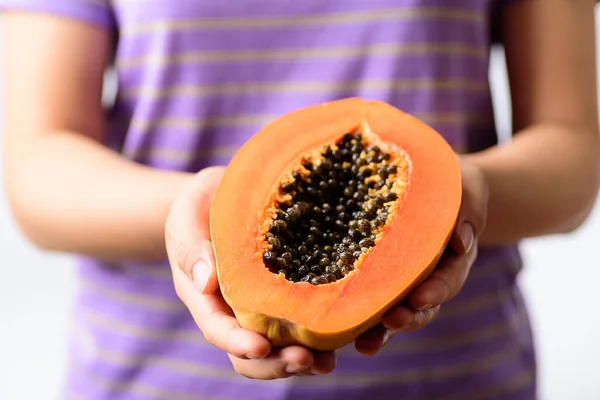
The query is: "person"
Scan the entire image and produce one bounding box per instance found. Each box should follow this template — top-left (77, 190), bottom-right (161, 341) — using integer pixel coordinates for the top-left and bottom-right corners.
top-left (2, 0), bottom-right (599, 398)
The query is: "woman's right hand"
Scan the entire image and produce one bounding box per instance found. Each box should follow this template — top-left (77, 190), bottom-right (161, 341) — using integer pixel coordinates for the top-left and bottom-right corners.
top-left (165, 166), bottom-right (336, 379)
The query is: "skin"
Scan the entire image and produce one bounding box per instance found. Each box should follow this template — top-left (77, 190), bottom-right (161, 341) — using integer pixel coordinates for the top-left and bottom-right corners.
top-left (3, 0), bottom-right (600, 379)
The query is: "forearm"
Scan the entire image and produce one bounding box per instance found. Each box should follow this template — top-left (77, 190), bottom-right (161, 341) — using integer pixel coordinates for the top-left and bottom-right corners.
top-left (465, 123), bottom-right (600, 245)
top-left (4, 130), bottom-right (193, 261)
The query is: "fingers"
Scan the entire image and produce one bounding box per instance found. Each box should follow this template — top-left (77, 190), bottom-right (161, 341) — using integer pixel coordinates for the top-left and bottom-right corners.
top-left (287, 350), bottom-right (336, 376)
top-left (354, 324), bottom-right (394, 356)
top-left (382, 305), bottom-right (440, 332)
top-left (230, 346), bottom-right (312, 380)
top-left (230, 347), bottom-right (336, 380)
top-left (311, 350), bottom-right (337, 375)
top-left (408, 250), bottom-right (477, 311)
top-left (173, 260), bottom-right (336, 378)
top-left (172, 263), bottom-right (272, 360)
top-left (355, 306), bottom-right (440, 356)
top-left (165, 166), bottom-right (225, 294)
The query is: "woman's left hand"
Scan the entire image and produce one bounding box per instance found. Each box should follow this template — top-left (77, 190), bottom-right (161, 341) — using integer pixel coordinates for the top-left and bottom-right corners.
top-left (354, 157), bottom-right (490, 356)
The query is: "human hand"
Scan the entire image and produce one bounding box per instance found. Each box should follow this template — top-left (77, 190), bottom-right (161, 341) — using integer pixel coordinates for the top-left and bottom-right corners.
top-left (165, 166), bottom-right (336, 379)
top-left (354, 157), bottom-right (489, 356)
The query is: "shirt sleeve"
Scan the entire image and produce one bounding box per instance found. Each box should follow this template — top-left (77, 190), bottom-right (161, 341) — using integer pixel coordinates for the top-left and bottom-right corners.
top-left (0, 0), bottom-right (115, 29)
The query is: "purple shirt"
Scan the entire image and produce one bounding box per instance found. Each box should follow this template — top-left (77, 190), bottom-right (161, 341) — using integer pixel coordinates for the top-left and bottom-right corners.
top-left (0, 1), bottom-right (536, 399)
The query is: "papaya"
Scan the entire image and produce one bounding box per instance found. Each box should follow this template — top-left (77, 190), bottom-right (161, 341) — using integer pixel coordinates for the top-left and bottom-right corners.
top-left (210, 98), bottom-right (462, 351)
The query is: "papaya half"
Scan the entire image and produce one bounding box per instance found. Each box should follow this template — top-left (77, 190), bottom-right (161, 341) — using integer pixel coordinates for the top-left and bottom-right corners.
top-left (210, 98), bottom-right (462, 351)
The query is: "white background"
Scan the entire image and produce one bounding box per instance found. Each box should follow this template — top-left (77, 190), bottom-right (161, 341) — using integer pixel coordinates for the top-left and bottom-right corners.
top-left (1, 8), bottom-right (600, 400)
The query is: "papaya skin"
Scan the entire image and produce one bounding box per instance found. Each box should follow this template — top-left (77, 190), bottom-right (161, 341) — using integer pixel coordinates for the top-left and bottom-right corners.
top-left (210, 98), bottom-right (461, 351)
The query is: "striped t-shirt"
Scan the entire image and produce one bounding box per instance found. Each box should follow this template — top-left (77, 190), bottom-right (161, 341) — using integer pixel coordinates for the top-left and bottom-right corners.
top-left (1, 1), bottom-right (536, 399)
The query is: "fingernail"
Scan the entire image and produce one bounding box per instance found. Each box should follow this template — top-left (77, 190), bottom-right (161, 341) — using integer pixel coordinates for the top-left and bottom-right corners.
top-left (192, 261), bottom-right (209, 293)
top-left (417, 304), bottom-right (432, 311)
top-left (310, 364), bottom-right (332, 375)
top-left (396, 320), bottom-right (413, 333)
top-left (381, 329), bottom-right (395, 348)
top-left (310, 365), bottom-right (323, 375)
top-left (458, 223), bottom-right (474, 253)
top-left (285, 364), bottom-right (306, 374)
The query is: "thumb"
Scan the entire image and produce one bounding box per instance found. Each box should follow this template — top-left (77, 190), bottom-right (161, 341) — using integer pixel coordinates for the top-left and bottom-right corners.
top-left (450, 159), bottom-right (489, 255)
top-left (165, 166), bottom-right (226, 294)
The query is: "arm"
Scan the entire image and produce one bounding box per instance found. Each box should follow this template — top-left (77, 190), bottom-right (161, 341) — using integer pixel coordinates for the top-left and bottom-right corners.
top-left (465, 0), bottom-right (600, 245)
top-left (2, 12), bottom-right (192, 261)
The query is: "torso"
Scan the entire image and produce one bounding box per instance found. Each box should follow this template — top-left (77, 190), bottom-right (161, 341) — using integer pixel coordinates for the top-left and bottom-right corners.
top-left (68, 1), bottom-right (537, 398)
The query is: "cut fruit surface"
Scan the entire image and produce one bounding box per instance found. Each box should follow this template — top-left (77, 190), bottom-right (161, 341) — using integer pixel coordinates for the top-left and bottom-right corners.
top-left (210, 98), bottom-right (462, 351)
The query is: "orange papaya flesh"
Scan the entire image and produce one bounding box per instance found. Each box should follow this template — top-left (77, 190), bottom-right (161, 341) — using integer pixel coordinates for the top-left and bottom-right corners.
top-left (210, 98), bottom-right (462, 351)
